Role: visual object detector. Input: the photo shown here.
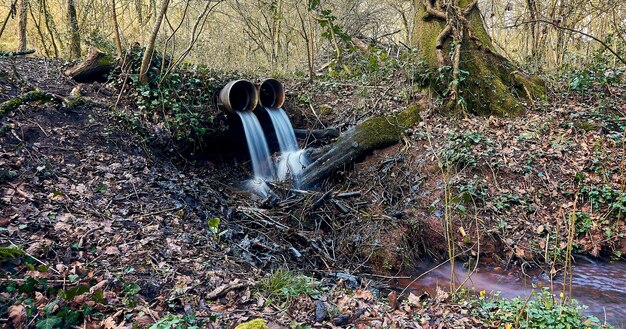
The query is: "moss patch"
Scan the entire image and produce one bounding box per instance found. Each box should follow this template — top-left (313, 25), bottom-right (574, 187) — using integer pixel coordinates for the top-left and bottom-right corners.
top-left (350, 102), bottom-right (422, 150)
top-left (0, 90), bottom-right (54, 117)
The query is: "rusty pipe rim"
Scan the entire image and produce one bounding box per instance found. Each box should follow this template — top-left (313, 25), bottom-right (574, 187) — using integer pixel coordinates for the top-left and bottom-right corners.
top-left (219, 79), bottom-right (259, 113)
top-left (258, 78), bottom-right (285, 109)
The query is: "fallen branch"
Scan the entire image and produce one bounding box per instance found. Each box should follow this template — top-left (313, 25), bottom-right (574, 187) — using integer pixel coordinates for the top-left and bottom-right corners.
top-left (0, 90), bottom-right (55, 116)
top-left (64, 48), bottom-right (117, 83)
top-left (0, 49), bottom-right (35, 57)
top-left (206, 279), bottom-right (252, 300)
top-left (294, 128), bottom-right (340, 139)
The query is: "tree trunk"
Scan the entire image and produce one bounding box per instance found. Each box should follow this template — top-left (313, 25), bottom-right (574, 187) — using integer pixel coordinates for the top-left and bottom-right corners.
top-left (0, 0), bottom-right (18, 40)
top-left (300, 101), bottom-right (423, 187)
top-left (17, 0), bottom-right (28, 51)
top-left (63, 48), bottom-right (116, 82)
top-left (139, 0), bottom-right (169, 83)
top-left (412, 0), bottom-right (546, 116)
top-left (135, 0), bottom-right (143, 25)
top-left (42, 0), bottom-right (59, 57)
top-left (111, 0), bottom-right (123, 57)
top-left (66, 0), bottom-right (81, 59)
top-left (29, 3), bottom-right (50, 57)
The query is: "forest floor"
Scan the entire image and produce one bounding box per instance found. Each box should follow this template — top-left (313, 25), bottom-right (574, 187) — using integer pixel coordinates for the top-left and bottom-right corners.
top-left (1, 56), bottom-right (624, 328)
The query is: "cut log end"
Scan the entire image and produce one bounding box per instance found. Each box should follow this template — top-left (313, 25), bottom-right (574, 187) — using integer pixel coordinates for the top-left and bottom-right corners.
top-left (64, 48), bottom-right (116, 83)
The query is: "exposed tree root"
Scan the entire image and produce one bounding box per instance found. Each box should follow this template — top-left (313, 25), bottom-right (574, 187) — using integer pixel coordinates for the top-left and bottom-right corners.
top-left (0, 90), bottom-right (55, 116)
top-left (415, 0), bottom-right (546, 115)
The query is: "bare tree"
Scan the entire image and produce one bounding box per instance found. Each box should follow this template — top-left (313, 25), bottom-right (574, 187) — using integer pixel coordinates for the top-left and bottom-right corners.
top-left (112, 0), bottom-right (123, 57)
top-left (42, 0), bottom-right (59, 57)
top-left (0, 0), bottom-right (18, 39)
top-left (17, 0), bottom-right (28, 51)
top-left (139, 0), bottom-right (170, 83)
top-left (66, 0), bottom-right (81, 58)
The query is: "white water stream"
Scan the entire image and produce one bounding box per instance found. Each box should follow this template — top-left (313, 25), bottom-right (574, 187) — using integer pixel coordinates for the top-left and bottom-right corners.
top-left (265, 107), bottom-right (309, 184)
top-left (237, 111), bottom-right (275, 180)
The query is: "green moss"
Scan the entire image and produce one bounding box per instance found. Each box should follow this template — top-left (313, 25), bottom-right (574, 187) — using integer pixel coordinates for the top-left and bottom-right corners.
top-left (351, 103), bottom-right (422, 149)
top-left (0, 98), bottom-right (23, 116)
top-left (95, 53), bottom-right (116, 67)
top-left (413, 5), bottom-right (447, 67)
top-left (0, 90), bottom-right (54, 117)
top-left (412, 2), bottom-right (547, 116)
top-left (64, 96), bottom-right (85, 108)
top-left (235, 319), bottom-right (268, 329)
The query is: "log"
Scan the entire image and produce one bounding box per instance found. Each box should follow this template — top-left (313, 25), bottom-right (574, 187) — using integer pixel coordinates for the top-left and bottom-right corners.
top-left (64, 48), bottom-right (116, 83)
top-left (294, 128), bottom-right (340, 139)
top-left (0, 90), bottom-right (54, 116)
top-left (0, 49), bottom-right (35, 56)
top-left (300, 100), bottom-right (424, 187)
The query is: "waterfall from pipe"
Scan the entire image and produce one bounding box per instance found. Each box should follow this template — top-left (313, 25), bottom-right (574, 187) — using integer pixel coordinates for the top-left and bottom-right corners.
top-left (237, 111), bottom-right (275, 180)
top-left (265, 107), bottom-right (308, 183)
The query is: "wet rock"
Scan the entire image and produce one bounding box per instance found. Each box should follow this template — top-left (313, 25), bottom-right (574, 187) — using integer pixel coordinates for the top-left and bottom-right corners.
top-left (314, 300), bottom-right (328, 322)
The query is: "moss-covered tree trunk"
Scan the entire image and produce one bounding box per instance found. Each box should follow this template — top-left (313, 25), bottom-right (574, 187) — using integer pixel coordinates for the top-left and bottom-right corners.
top-left (413, 0), bottom-right (546, 115)
top-left (300, 102), bottom-right (422, 187)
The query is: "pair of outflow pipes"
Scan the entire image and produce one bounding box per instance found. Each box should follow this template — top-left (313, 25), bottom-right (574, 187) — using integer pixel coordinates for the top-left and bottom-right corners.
top-left (219, 79), bottom-right (285, 113)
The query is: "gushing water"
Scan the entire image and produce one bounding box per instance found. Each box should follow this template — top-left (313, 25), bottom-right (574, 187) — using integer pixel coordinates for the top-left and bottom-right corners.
top-left (276, 149), bottom-right (309, 182)
top-left (266, 108), bottom-right (298, 152)
top-left (237, 111), bottom-right (275, 180)
top-left (266, 108), bottom-right (308, 182)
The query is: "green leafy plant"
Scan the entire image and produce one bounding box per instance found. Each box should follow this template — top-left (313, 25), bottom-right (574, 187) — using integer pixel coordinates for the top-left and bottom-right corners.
top-left (439, 131), bottom-right (489, 168)
top-left (476, 289), bottom-right (609, 329)
top-left (207, 217), bottom-right (228, 240)
top-left (0, 247), bottom-right (25, 261)
top-left (149, 314), bottom-right (200, 329)
top-left (1, 275), bottom-right (97, 328)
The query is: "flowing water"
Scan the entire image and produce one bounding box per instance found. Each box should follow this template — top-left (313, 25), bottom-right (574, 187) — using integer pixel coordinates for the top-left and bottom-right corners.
top-left (396, 261), bottom-right (626, 327)
top-left (237, 111), bottom-right (275, 180)
top-left (266, 108), bottom-right (298, 152)
top-left (265, 107), bottom-right (308, 183)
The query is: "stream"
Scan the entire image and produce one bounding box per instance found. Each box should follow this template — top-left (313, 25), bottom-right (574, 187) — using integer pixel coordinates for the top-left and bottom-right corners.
top-left (396, 260), bottom-right (626, 327)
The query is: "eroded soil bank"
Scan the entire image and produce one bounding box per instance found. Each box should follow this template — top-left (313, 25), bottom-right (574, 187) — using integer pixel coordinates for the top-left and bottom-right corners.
top-left (1, 56), bottom-right (624, 328)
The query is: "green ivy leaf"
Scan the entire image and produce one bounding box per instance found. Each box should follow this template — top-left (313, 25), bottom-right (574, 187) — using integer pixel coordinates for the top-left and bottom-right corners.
top-left (36, 316), bottom-right (62, 329)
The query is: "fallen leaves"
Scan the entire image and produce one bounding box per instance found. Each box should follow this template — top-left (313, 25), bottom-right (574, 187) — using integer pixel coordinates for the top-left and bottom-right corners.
top-left (8, 304), bottom-right (25, 326)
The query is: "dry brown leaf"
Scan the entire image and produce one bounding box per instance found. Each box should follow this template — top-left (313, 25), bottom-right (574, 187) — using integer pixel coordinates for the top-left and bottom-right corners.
top-left (407, 292), bottom-right (421, 306)
top-left (0, 217), bottom-right (11, 227)
top-left (354, 289), bottom-right (373, 301)
top-left (90, 279), bottom-right (108, 293)
top-left (105, 246), bottom-right (120, 255)
top-left (8, 304), bottom-right (25, 326)
top-left (388, 291), bottom-right (398, 310)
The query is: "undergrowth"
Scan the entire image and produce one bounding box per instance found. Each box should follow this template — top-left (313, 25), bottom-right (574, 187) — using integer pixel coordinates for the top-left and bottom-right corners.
top-left (256, 269), bottom-right (322, 306)
top-left (474, 289), bottom-right (611, 329)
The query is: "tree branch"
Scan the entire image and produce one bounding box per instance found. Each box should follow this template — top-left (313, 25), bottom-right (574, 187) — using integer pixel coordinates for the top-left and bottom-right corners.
top-left (422, 0), bottom-right (447, 20)
top-left (506, 19), bottom-right (626, 66)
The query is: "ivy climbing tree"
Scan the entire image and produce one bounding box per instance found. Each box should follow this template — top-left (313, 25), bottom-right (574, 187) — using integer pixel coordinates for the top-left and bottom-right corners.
top-left (413, 0), bottom-right (547, 115)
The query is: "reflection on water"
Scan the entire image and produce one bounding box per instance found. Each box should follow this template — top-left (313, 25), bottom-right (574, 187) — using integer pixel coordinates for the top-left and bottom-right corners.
top-left (397, 261), bottom-right (626, 327)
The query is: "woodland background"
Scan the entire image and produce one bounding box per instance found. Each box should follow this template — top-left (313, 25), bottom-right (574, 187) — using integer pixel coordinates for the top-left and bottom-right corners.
top-left (1, 0), bottom-right (624, 75)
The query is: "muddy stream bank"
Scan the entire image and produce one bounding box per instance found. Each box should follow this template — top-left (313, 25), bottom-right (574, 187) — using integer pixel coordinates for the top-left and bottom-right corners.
top-left (394, 261), bottom-right (626, 327)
